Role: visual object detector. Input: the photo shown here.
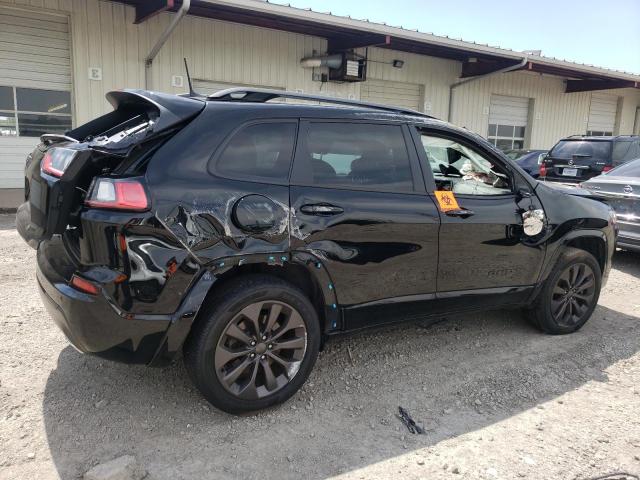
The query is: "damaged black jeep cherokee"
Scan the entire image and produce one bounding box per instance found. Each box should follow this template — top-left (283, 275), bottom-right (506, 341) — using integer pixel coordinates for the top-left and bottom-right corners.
top-left (17, 88), bottom-right (616, 413)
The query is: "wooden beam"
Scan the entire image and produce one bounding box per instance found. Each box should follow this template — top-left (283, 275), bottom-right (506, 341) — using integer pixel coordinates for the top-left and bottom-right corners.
top-left (565, 79), bottom-right (639, 93)
top-left (328, 34), bottom-right (390, 52)
top-left (460, 59), bottom-right (523, 78)
top-left (133, 0), bottom-right (175, 24)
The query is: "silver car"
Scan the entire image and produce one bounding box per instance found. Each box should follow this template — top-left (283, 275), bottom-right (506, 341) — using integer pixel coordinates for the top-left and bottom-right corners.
top-left (581, 158), bottom-right (640, 252)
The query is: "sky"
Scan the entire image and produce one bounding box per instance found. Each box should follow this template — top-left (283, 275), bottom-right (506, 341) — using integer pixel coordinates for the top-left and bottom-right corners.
top-left (271, 0), bottom-right (640, 74)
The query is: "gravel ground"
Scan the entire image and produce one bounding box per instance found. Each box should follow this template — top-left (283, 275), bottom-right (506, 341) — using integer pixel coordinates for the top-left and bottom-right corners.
top-left (0, 212), bottom-right (639, 480)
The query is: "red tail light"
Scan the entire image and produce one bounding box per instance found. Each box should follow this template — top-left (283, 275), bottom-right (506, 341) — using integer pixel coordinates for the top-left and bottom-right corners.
top-left (539, 163), bottom-right (547, 177)
top-left (85, 177), bottom-right (149, 211)
top-left (602, 165), bottom-right (613, 174)
top-left (41, 147), bottom-right (77, 177)
top-left (70, 274), bottom-right (100, 295)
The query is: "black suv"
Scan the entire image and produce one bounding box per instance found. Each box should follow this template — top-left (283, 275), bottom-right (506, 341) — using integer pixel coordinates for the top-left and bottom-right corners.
top-left (17, 88), bottom-right (616, 413)
top-left (541, 135), bottom-right (640, 183)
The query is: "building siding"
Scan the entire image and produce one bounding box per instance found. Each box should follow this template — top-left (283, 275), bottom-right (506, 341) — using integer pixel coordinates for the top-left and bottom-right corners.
top-left (64, 0), bottom-right (359, 124)
top-left (360, 47), bottom-right (460, 119)
top-left (0, 0), bottom-right (639, 148)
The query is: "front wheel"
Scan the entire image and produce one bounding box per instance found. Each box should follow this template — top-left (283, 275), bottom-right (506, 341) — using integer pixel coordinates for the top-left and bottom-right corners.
top-left (527, 247), bottom-right (602, 334)
top-left (184, 274), bottom-right (321, 414)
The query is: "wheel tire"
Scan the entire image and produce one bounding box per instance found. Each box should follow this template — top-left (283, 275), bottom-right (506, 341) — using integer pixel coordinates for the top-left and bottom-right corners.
top-left (527, 247), bottom-right (602, 334)
top-left (183, 274), bottom-right (321, 414)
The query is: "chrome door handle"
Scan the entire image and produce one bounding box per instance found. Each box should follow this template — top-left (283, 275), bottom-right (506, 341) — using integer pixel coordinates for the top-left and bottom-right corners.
top-left (299, 204), bottom-right (344, 216)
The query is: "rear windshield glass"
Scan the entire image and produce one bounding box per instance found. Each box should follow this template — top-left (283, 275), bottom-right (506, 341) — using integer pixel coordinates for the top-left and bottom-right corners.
top-left (609, 159), bottom-right (640, 177)
top-left (549, 140), bottom-right (611, 160)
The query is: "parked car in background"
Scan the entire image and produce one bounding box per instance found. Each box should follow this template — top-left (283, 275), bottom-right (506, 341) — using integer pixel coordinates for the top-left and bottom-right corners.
top-left (16, 88), bottom-right (616, 413)
top-left (504, 149), bottom-right (542, 160)
top-left (504, 149), bottom-right (547, 178)
top-left (581, 158), bottom-right (640, 252)
top-left (540, 135), bottom-right (640, 183)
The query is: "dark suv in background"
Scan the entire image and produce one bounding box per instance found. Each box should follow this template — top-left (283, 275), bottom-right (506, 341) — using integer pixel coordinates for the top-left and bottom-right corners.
top-left (540, 135), bottom-right (640, 183)
top-left (17, 88), bottom-right (616, 413)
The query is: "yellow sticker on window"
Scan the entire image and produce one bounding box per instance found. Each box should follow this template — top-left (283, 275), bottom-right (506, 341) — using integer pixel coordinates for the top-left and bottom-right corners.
top-left (434, 191), bottom-right (460, 212)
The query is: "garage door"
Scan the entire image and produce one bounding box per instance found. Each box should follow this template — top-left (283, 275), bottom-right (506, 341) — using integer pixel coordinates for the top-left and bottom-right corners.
top-left (193, 79), bottom-right (283, 97)
top-left (487, 95), bottom-right (529, 150)
top-left (0, 8), bottom-right (72, 190)
top-left (587, 93), bottom-right (618, 136)
top-left (360, 79), bottom-right (423, 111)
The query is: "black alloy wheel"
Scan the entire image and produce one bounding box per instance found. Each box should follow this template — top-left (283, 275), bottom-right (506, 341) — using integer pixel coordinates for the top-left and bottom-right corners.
top-left (214, 301), bottom-right (308, 399)
top-left (550, 262), bottom-right (596, 327)
top-left (184, 274), bottom-right (320, 413)
top-left (526, 247), bottom-right (602, 335)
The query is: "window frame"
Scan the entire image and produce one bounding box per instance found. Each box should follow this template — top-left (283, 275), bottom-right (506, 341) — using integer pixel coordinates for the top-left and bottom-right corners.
top-left (487, 123), bottom-right (527, 151)
top-left (409, 124), bottom-right (528, 198)
top-left (290, 119), bottom-right (426, 195)
top-left (208, 118), bottom-right (300, 186)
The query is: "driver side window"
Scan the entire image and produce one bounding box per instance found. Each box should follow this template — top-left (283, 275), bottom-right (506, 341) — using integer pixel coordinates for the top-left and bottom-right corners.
top-left (418, 132), bottom-right (512, 196)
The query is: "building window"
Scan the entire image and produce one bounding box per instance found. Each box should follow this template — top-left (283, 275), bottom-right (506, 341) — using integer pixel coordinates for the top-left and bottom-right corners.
top-left (487, 124), bottom-right (526, 151)
top-left (586, 130), bottom-right (613, 137)
top-left (0, 86), bottom-right (72, 137)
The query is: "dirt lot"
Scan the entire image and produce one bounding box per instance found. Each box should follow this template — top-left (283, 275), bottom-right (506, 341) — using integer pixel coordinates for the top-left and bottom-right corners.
top-left (0, 212), bottom-right (639, 480)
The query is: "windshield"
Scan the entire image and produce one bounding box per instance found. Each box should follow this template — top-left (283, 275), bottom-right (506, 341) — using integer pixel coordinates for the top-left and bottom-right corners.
top-left (549, 140), bottom-right (611, 160)
top-left (608, 158), bottom-right (640, 177)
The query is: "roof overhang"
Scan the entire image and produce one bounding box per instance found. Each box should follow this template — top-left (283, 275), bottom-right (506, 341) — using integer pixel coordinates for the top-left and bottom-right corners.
top-left (114, 0), bottom-right (640, 90)
top-left (130, 0), bottom-right (175, 24)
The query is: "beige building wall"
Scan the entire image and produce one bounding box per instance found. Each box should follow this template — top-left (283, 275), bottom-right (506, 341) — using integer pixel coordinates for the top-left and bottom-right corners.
top-left (2, 0), bottom-right (640, 155)
top-left (66, 0), bottom-right (362, 125)
top-left (450, 71), bottom-right (640, 149)
top-left (360, 47), bottom-right (460, 120)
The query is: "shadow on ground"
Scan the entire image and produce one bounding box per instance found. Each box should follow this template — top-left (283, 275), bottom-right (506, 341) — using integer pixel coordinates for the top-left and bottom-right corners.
top-left (42, 301), bottom-right (640, 479)
top-left (612, 249), bottom-right (640, 277)
top-left (0, 214), bottom-right (16, 231)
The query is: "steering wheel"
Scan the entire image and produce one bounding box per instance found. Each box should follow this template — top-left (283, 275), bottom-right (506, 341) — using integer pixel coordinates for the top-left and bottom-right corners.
top-left (439, 163), bottom-right (461, 177)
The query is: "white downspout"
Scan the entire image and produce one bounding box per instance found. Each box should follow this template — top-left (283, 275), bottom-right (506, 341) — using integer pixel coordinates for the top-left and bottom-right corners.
top-left (144, 0), bottom-right (191, 90)
top-left (448, 56), bottom-right (528, 122)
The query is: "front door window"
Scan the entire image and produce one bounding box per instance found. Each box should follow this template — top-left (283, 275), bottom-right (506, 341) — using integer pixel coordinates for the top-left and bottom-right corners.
top-left (419, 133), bottom-right (512, 196)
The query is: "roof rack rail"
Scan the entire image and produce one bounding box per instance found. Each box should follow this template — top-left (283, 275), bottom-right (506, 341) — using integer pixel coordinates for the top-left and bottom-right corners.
top-left (206, 87), bottom-right (434, 119)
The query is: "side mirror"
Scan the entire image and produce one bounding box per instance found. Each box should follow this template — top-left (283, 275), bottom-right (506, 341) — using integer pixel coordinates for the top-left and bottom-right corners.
top-left (523, 209), bottom-right (545, 236)
top-left (517, 188), bottom-right (533, 201)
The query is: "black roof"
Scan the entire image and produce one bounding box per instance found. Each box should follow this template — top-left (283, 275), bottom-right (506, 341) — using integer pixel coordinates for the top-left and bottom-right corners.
top-left (201, 100), bottom-right (458, 132)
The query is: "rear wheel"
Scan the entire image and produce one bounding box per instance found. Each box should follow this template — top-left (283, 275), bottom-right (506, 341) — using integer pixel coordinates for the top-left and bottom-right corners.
top-left (527, 247), bottom-right (602, 334)
top-left (183, 274), bottom-right (320, 413)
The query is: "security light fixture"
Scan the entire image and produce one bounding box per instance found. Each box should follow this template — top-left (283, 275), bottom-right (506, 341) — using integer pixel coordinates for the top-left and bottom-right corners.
top-left (392, 59), bottom-right (404, 68)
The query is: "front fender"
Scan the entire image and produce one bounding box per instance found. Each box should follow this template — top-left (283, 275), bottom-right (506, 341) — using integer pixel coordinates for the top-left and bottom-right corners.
top-left (527, 182), bottom-right (615, 304)
top-left (528, 228), bottom-right (613, 306)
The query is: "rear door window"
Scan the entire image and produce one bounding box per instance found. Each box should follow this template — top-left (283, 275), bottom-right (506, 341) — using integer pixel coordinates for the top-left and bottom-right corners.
top-left (612, 140), bottom-right (640, 165)
top-left (295, 122), bottom-right (415, 192)
top-left (612, 141), bottom-right (632, 165)
top-left (609, 159), bottom-right (640, 177)
top-left (214, 122), bottom-right (297, 182)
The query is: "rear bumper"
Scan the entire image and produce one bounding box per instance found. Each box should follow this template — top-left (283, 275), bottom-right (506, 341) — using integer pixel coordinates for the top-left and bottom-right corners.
top-left (16, 202), bottom-right (43, 249)
top-left (37, 240), bottom-right (171, 364)
top-left (542, 175), bottom-right (584, 184)
top-left (617, 231), bottom-right (640, 252)
top-left (616, 219), bottom-right (640, 252)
